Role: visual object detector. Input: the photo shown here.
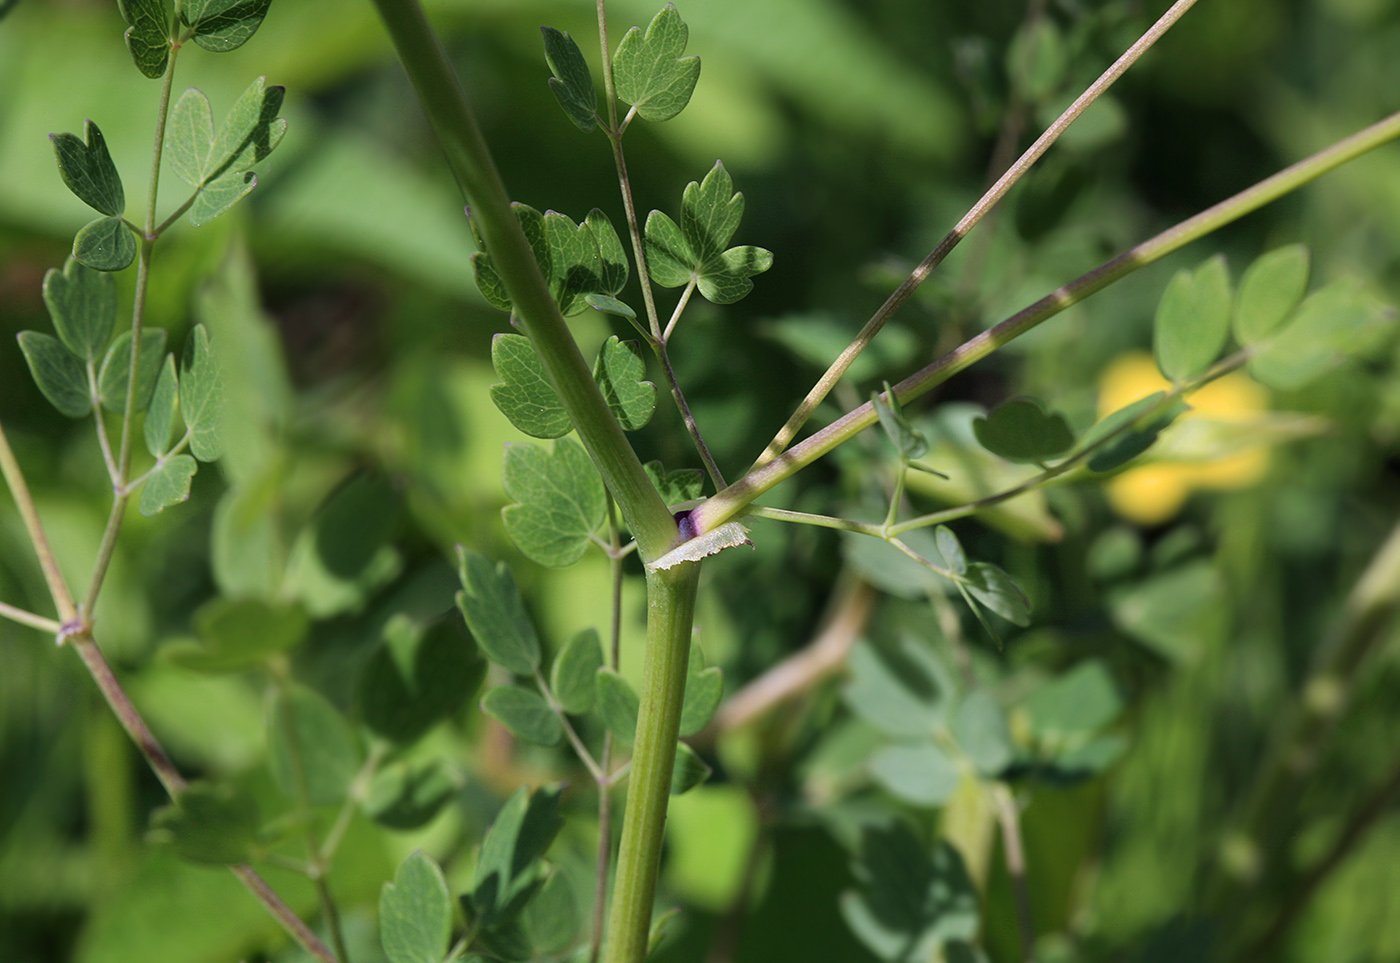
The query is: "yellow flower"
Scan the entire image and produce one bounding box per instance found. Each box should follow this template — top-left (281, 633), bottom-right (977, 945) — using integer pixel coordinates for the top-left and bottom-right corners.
top-left (1096, 352), bottom-right (1271, 525)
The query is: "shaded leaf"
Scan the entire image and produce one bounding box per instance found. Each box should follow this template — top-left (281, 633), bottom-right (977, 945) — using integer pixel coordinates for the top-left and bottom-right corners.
top-left (166, 596), bottom-right (309, 672)
top-left (267, 684), bottom-right (362, 806)
top-left (144, 355), bottom-right (179, 457)
top-left (952, 691), bottom-right (1013, 777)
top-left (380, 851), bottom-right (452, 963)
top-left (1084, 392), bottom-right (1189, 473)
top-left (587, 209), bottom-right (628, 294)
top-left (1025, 660), bottom-right (1122, 737)
top-left (593, 336), bottom-right (655, 430)
top-left (359, 613), bottom-right (485, 745)
top-left (147, 781), bottom-right (258, 865)
top-left (97, 328), bottom-right (166, 413)
top-left (181, 0), bottom-right (273, 53)
top-left (1248, 280), bottom-right (1395, 390)
top-left (50, 120), bottom-right (125, 216)
top-left (972, 396), bottom-right (1074, 463)
top-left (644, 163), bottom-right (771, 305)
top-left (961, 562), bottom-right (1030, 627)
top-left (364, 759), bottom-right (459, 831)
top-left (873, 382), bottom-right (927, 461)
top-left (584, 293), bottom-right (637, 320)
top-left (870, 741), bottom-right (961, 806)
top-left (138, 453), bottom-right (197, 516)
top-left (1154, 255), bottom-right (1232, 384)
top-left (489, 333), bottom-right (572, 439)
top-left (613, 4), bottom-right (701, 122)
top-left (471, 203), bottom-right (549, 313)
top-left (1234, 244), bottom-right (1309, 345)
top-left (671, 742), bottom-right (712, 795)
top-left (481, 685), bottom-right (563, 747)
top-left (73, 216), bottom-right (137, 271)
top-left (843, 637), bottom-right (953, 739)
top-left (520, 865), bottom-right (581, 957)
top-left (42, 257), bottom-right (117, 361)
top-left (470, 784), bottom-right (565, 929)
top-left (180, 324), bottom-right (223, 460)
top-left (118, 0), bottom-right (170, 78)
top-left (596, 667), bottom-right (640, 745)
top-left (500, 439), bottom-right (607, 567)
top-left (644, 460), bottom-right (705, 505)
top-left (550, 627), bottom-right (603, 715)
top-left (455, 548), bottom-right (541, 675)
top-left (17, 331), bottom-right (90, 418)
top-left (933, 526), bottom-right (967, 577)
top-left (678, 643), bottom-right (722, 737)
top-left (542, 27), bottom-right (597, 132)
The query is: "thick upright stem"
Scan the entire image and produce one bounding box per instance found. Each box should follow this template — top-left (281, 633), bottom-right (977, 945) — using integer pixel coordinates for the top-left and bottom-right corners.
top-left (604, 562), bottom-right (701, 963)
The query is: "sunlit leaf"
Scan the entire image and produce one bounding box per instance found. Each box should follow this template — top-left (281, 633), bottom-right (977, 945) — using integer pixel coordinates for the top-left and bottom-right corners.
top-left (50, 120), bottom-right (125, 216)
top-left (593, 336), bottom-right (655, 430)
top-left (613, 4), bottom-right (701, 122)
top-left (73, 216), bottom-right (137, 271)
top-left (42, 257), bottom-right (117, 361)
top-left (380, 851), bottom-right (452, 963)
top-left (489, 333), bottom-right (572, 439)
top-left (455, 548), bottom-right (542, 675)
top-left (181, 0), bottom-right (273, 53)
top-left (1154, 255), bottom-right (1232, 384)
top-left (481, 685), bottom-right (563, 747)
top-left (117, 0), bottom-right (170, 78)
top-left (138, 453), bottom-right (197, 516)
top-left (500, 439), bottom-right (606, 567)
top-left (541, 26), bottom-right (597, 132)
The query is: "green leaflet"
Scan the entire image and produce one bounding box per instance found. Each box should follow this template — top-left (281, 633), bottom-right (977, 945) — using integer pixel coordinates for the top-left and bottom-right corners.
top-left (500, 439), bottom-right (607, 568)
top-left (42, 257), bottom-right (117, 361)
top-left (972, 396), bottom-right (1075, 464)
top-left (1154, 254), bottom-right (1232, 384)
top-left (165, 596), bottom-right (309, 672)
top-left (678, 643), bottom-right (722, 737)
top-left (593, 336), bottom-right (655, 430)
top-left (468, 784), bottom-right (565, 929)
top-left (147, 782), bottom-right (259, 865)
top-left (359, 614), bottom-right (485, 745)
top-left (168, 78), bottom-right (287, 227)
top-left (1233, 245), bottom-right (1310, 345)
top-left (17, 331), bottom-right (90, 418)
top-left (596, 667), bottom-right (641, 745)
top-left (96, 328), bottom-right (167, 413)
top-left (542, 26), bottom-right (597, 132)
top-left (380, 851), bottom-right (453, 963)
top-left (139, 453), bottom-right (198, 516)
top-left (643, 460), bottom-right (705, 505)
top-left (180, 0), bottom-right (273, 53)
top-left (550, 628), bottom-right (603, 715)
top-left (266, 684), bottom-right (363, 806)
top-left (480, 685), bottom-right (563, 746)
top-left (180, 324), bottom-right (223, 461)
top-left (489, 333), bottom-right (572, 439)
top-left (613, 4), bottom-right (701, 123)
top-left (50, 120), bottom-right (125, 217)
top-left (872, 383), bottom-right (928, 461)
top-left (73, 216), bottom-right (137, 272)
top-left (472, 205), bottom-right (629, 318)
top-left (144, 356), bottom-right (179, 457)
top-left (455, 547), bottom-right (542, 675)
top-left (117, 0), bottom-right (169, 78)
top-left (644, 162), bottom-right (772, 305)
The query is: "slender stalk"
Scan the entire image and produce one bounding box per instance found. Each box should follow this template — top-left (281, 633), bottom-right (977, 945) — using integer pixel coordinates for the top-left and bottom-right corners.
top-left (604, 562), bottom-right (701, 963)
top-left (657, 340), bottom-right (726, 490)
top-left (689, 107), bottom-right (1400, 536)
top-left (0, 420), bottom-right (78, 625)
top-left (371, 0), bottom-right (677, 562)
top-left (750, 0), bottom-right (1202, 470)
top-left (0, 601), bottom-right (63, 635)
top-left (993, 784), bottom-right (1037, 963)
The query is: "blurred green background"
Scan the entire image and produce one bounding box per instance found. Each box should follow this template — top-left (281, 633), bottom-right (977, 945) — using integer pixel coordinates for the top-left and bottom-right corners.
top-left (2, 0), bottom-right (1400, 961)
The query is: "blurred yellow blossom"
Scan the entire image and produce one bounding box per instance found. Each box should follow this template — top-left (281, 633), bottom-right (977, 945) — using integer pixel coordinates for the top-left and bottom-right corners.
top-left (1096, 352), bottom-right (1272, 524)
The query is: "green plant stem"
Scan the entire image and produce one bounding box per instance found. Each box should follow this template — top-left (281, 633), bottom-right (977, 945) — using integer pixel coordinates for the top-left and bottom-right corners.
top-left (0, 421), bottom-right (78, 625)
top-left (0, 601), bottom-right (62, 635)
top-left (689, 106), bottom-right (1400, 537)
top-left (605, 562), bottom-right (700, 963)
top-left (657, 338), bottom-right (726, 490)
top-left (590, 500), bottom-right (626, 963)
top-left (749, 0), bottom-right (1202, 471)
top-left (371, 0), bottom-right (677, 562)
top-left (1212, 516), bottom-right (1400, 911)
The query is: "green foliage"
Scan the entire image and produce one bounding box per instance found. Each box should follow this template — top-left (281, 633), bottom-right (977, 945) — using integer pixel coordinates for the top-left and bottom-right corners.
top-left (541, 27), bottom-right (597, 132)
top-left (180, 324), bottom-right (223, 461)
top-left (678, 643), bottom-right (722, 737)
top-left (467, 784), bottom-right (565, 931)
top-left (73, 215), bottom-right (137, 271)
top-left (593, 336), bottom-right (656, 430)
top-left (1084, 393), bottom-right (1190, 473)
top-left (872, 383), bottom-right (929, 462)
top-left (16, 331), bottom-right (90, 418)
top-left (97, 328), bottom-right (166, 413)
top-left (613, 4), bottom-right (701, 123)
top-left (180, 0), bottom-right (274, 53)
top-left (1248, 280), bottom-right (1394, 390)
top-left (841, 825), bottom-right (978, 960)
top-left (380, 850), bottom-right (453, 963)
top-left (489, 333), bottom-right (574, 439)
top-left (644, 460), bottom-right (705, 505)
top-left (480, 684), bottom-right (564, 747)
top-left (472, 204), bottom-right (629, 318)
top-left (147, 782), bottom-right (260, 865)
top-left (267, 684), bottom-right (362, 806)
top-left (500, 439), bottom-right (607, 567)
top-left (550, 627), bottom-right (603, 714)
top-left (359, 614), bottom-right (485, 745)
top-left (972, 396), bottom-right (1075, 464)
top-left (455, 548), bottom-right (542, 675)
top-left (50, 120), bottom-right (125, 217)
top-left (364, 759), bottom-right (459, 831)
top-left (1153, 254), bottom-right (1232, 384)
top-left (596, 667), bottom-right (641, 744)
top-left (138, 454), bottom-right (197, 516)
top-left (670, 742), bottom-right (711, 795)
top-left (168, 77), bottom-right (287, 226)
top-left (42, 257), bottom-right (116, 361)
top-left (1234, 244), bottom-right (1310, 344)
top-left (644, 161), bottom-right (773, 304)
top-left (117, 0), bottom-right (170, 79)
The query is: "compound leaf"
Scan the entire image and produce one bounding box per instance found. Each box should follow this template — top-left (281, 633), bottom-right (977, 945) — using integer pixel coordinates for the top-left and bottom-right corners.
top-left (542, 27), bottom-right (597, 132)
top-left (489, 333), bottom-right (572, 439)
top-left (481, 685), bottom-right (563, 747)
top-left (97, 328), bottom-right (166, 413)
top-left (644, 163), bottom-right (771, 304)
top-left (117, 0), bottom-right (170, 79)
top-left (139, 453), bottom-right (197, 516)
top-left (43, 257), bottom-right (117, 361)
top-left (500, 439), bottom-right (606, 568)
top-left (613, 4), bottom-right (701, 123)
top-left (205, 76), bottom-right (285, 177)
top-left (17, 331), bottom-right (90, 418)
top-left (181, 0), bottom-right (273, 53)
top-left (972, 396), bottom-right (1074, 464)
top-left (73, 216), bottom-right (137, 272)
top-left (455, 548), bottom-right (542, 675)
top-left (1154, 255), bottom-right (1232, 384)
top-left (593, 336), bottom-right (655, 430)
top-left (380, 851), bottom-right (452, 963)
top-left (50, 120), bottom-right (125, 216)
top-left (470, 784), bottom-right (564, 929)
